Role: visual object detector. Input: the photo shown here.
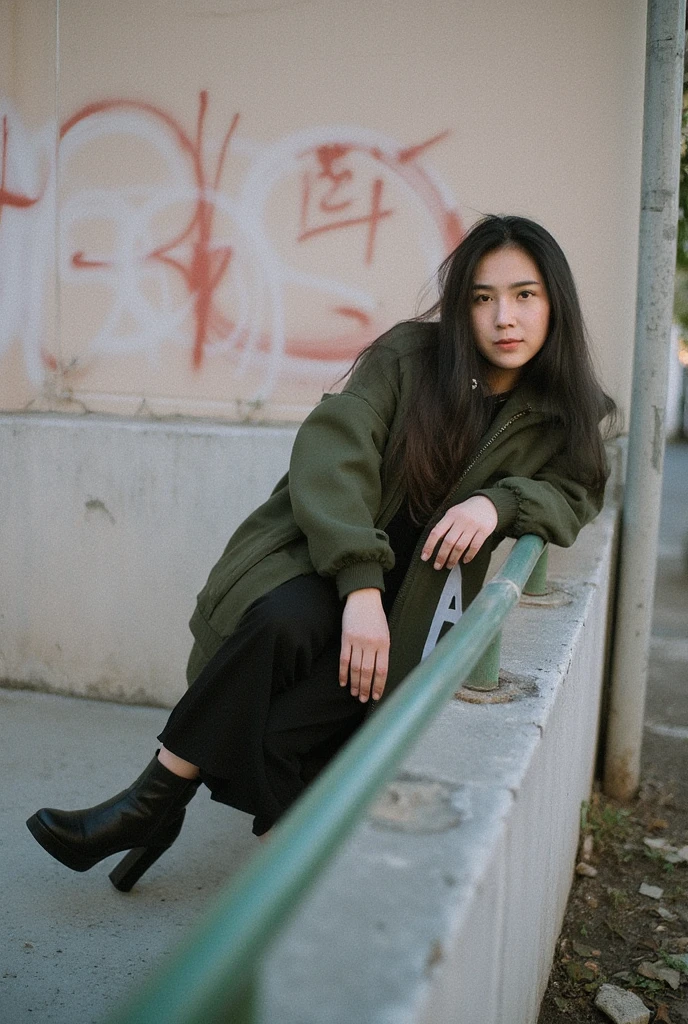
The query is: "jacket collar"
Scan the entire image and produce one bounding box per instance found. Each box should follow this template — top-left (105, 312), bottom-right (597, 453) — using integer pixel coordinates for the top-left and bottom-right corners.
top-left (493, 379), bottom-right (557, 420)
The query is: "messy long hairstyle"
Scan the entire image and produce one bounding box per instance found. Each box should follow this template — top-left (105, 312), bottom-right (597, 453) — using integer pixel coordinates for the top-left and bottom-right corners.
top-left (362, 214), bottom-right (617, 522)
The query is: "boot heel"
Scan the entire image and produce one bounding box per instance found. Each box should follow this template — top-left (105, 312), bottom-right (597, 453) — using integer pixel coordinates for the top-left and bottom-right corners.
top-left (109, 844), bottom-right (169, 892)
top-left (108, 811), bottom-right (186, 891)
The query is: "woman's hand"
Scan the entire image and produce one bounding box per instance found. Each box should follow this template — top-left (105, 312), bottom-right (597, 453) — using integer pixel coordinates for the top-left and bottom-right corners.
top-left (421, 495), bottom-right (498, 570)
top-left (339, 588), bottom-right (390, 703)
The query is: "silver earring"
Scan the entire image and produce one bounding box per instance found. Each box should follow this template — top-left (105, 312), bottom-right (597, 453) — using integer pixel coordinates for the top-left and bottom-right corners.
top-left (471, 378), bottom-right (478, 391)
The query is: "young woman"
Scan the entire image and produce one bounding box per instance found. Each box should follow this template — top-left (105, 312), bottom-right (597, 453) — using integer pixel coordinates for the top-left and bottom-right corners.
top-left (26, 215), bottom-right (615, 890)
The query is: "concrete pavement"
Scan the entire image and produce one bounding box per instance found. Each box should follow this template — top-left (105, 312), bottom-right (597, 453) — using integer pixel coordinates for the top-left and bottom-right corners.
top-left (642, 440), bottom-right (688, 816)
top-left (1, 696), bottom-right (257, 1023)
top-left (1, 442), bottom-right (686, 1024)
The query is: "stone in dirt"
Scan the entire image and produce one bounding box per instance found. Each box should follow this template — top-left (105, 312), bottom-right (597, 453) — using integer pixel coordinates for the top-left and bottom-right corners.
top-left (575, 861), bottom-right (598, 877)
top-left (638, 882), bottom-right (664, 899)
top-left (637, 960), bottom-right (681, 989)
top-left (594, 984), bottom-right (650, 1024)
top-left (643, 837), bottom-right (688, 863)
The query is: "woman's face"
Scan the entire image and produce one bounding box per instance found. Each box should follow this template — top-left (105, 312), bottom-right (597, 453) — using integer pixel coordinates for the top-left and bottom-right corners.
top-left (470, 245), bottom-right (550, 393)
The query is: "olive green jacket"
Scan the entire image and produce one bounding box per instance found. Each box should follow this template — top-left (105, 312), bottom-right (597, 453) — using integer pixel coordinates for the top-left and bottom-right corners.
top-left (187, 321), bottom-right (606, 694)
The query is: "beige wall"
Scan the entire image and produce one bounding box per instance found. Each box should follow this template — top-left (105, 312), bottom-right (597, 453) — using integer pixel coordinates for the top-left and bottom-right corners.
top-left (0, 0), bottom-right (646, 422)
top-left (1, 0), bottom-right (58, 406)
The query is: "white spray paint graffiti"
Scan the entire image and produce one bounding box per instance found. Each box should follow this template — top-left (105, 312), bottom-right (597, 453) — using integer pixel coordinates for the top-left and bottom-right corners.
top-left (1, 92), bottom-right (461, 404)
top-left (0, 100), bottom-right (56, 386)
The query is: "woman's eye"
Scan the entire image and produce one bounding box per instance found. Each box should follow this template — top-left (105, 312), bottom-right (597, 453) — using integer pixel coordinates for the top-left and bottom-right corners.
top-left (474, 294), bottom-right (490, 303)
top-left (518, 290), bottom-right (534, 299)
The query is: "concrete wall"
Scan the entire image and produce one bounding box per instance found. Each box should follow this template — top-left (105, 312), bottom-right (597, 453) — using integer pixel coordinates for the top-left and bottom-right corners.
top-left (0, 413), bottom-right (296, 703)
top-left (261, 492), bottom-right (619, 1024)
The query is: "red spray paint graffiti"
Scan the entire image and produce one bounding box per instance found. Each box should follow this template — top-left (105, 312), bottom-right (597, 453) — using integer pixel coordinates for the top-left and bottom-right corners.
top-left (298, 145), bottom-right (394, 263)
top-left (0, 115), bottom-right (43, 223)
top-left (47, 94), bottom-right (461, 376)
top-left (297, 131), bottom-right (460, 268)
top-left (61, 92), bottom-right (237, 368)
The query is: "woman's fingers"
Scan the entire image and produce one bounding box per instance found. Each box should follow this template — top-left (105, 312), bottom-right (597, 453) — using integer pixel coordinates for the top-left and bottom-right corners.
top-left (421, 496), bottom-right (499, 569)
top-left (461, 531), bottom-right (487, 565)
top-left (341, 642), bottom-right (389, 701)
top-left (371, 647), bottom-right (389, 701)
top-left (346, 647), bottom-right (389, 702)
top-left (443, 528), bottom-right (489, 568)
top-left (340, 643), bottom-right (363, 696)
top-left (432, 528), bottom-right (487, 569)
top-left (357, 649), bottom-right (377, 702)
top-left (421, 516), bottom-right (452, 564)
top-left (433, 527), bottom-right (469, 569)
top-left (339, 641), bottom-right (352, 687)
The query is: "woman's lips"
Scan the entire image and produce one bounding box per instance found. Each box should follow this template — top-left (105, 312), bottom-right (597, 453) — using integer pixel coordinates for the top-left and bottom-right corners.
top-left (495, 339), bottom-right (522, 349)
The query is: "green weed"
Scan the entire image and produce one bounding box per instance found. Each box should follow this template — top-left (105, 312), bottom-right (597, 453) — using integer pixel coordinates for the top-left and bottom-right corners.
top-left (659, 950), bottom-right (688, 974)
top-left (607, 887), bottom-right (628, 909)
top-left (581, 793), bottom-right (633, 858)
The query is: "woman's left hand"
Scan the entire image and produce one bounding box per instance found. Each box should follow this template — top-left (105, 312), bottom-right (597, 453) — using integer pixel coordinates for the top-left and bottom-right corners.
top-left (421, 496), bottom-right (498, 570)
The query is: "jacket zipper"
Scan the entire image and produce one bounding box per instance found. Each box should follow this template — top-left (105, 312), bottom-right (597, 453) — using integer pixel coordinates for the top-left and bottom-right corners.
top-left (451, 407), bottom-right (531, 497)
top-left (385, 408), bottom-right (531, 635)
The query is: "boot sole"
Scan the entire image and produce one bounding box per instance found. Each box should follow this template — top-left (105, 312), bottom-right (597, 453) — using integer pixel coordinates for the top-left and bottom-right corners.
top-left (26, 813), bottom-right (101, 872)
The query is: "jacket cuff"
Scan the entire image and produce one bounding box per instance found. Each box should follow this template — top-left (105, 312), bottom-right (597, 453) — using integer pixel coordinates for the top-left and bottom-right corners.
top-left (474, 487), bottom-right (520, 533)
top-left (336, 561), bottom-right (386, 600)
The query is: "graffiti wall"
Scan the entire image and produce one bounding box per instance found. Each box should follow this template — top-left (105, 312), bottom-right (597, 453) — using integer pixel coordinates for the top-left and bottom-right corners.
top-left (1, 92), bottom-right (461, 418)
top-left (0, 0), bottom-right (646, 421)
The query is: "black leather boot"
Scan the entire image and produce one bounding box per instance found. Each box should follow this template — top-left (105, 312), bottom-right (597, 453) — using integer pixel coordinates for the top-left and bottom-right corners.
top-left (26, 756), bottom-right (201, 891)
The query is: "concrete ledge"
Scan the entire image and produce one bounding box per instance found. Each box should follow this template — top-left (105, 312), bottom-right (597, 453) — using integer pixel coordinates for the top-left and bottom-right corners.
top-left (0, 412), bottom-right (297, 706)
top-left (261, 501), bottom-right (619, 1024)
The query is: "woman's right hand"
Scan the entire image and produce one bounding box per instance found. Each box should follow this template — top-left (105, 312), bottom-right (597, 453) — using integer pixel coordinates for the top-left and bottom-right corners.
top-left (339, 588), bottom-right (390, 703)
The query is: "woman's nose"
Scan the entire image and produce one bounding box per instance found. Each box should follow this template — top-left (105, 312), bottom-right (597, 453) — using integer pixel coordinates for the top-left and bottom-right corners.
top-left (495, 299), bottom-right (516, 327)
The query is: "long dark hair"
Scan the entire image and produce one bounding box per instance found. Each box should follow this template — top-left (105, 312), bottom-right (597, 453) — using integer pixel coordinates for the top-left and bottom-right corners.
top-left (362, 214), bottom-right (617, 521)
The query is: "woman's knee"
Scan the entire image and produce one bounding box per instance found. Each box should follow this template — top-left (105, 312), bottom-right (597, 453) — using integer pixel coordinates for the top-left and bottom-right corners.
top-left (246, 575), bottom-right (340, 647)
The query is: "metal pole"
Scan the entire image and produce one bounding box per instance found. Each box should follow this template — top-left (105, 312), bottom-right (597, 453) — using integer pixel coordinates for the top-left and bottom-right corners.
top-left (465, 633), bottom-right (501, 690)
top-left (604, 0), bottom-right (686, 800)
top-left (523, 546), bottom-right (549, 597)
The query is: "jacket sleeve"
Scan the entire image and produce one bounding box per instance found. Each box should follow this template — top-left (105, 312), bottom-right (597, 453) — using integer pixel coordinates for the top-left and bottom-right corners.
top-left (474, 447), bottom-right (608, 548)
top-left (288, 346), bottom-right (401, 599)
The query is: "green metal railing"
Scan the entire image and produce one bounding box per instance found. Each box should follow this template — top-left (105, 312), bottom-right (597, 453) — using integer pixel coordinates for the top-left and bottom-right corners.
top-left (109, 536), bottom-right (547, 1024)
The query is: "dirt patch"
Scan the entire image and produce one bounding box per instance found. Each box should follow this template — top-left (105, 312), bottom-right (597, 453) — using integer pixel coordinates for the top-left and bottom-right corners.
top-left (539, 444), bottom-right (688, 1023)
top-left (538, 770), bottom-right (688, 1023)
